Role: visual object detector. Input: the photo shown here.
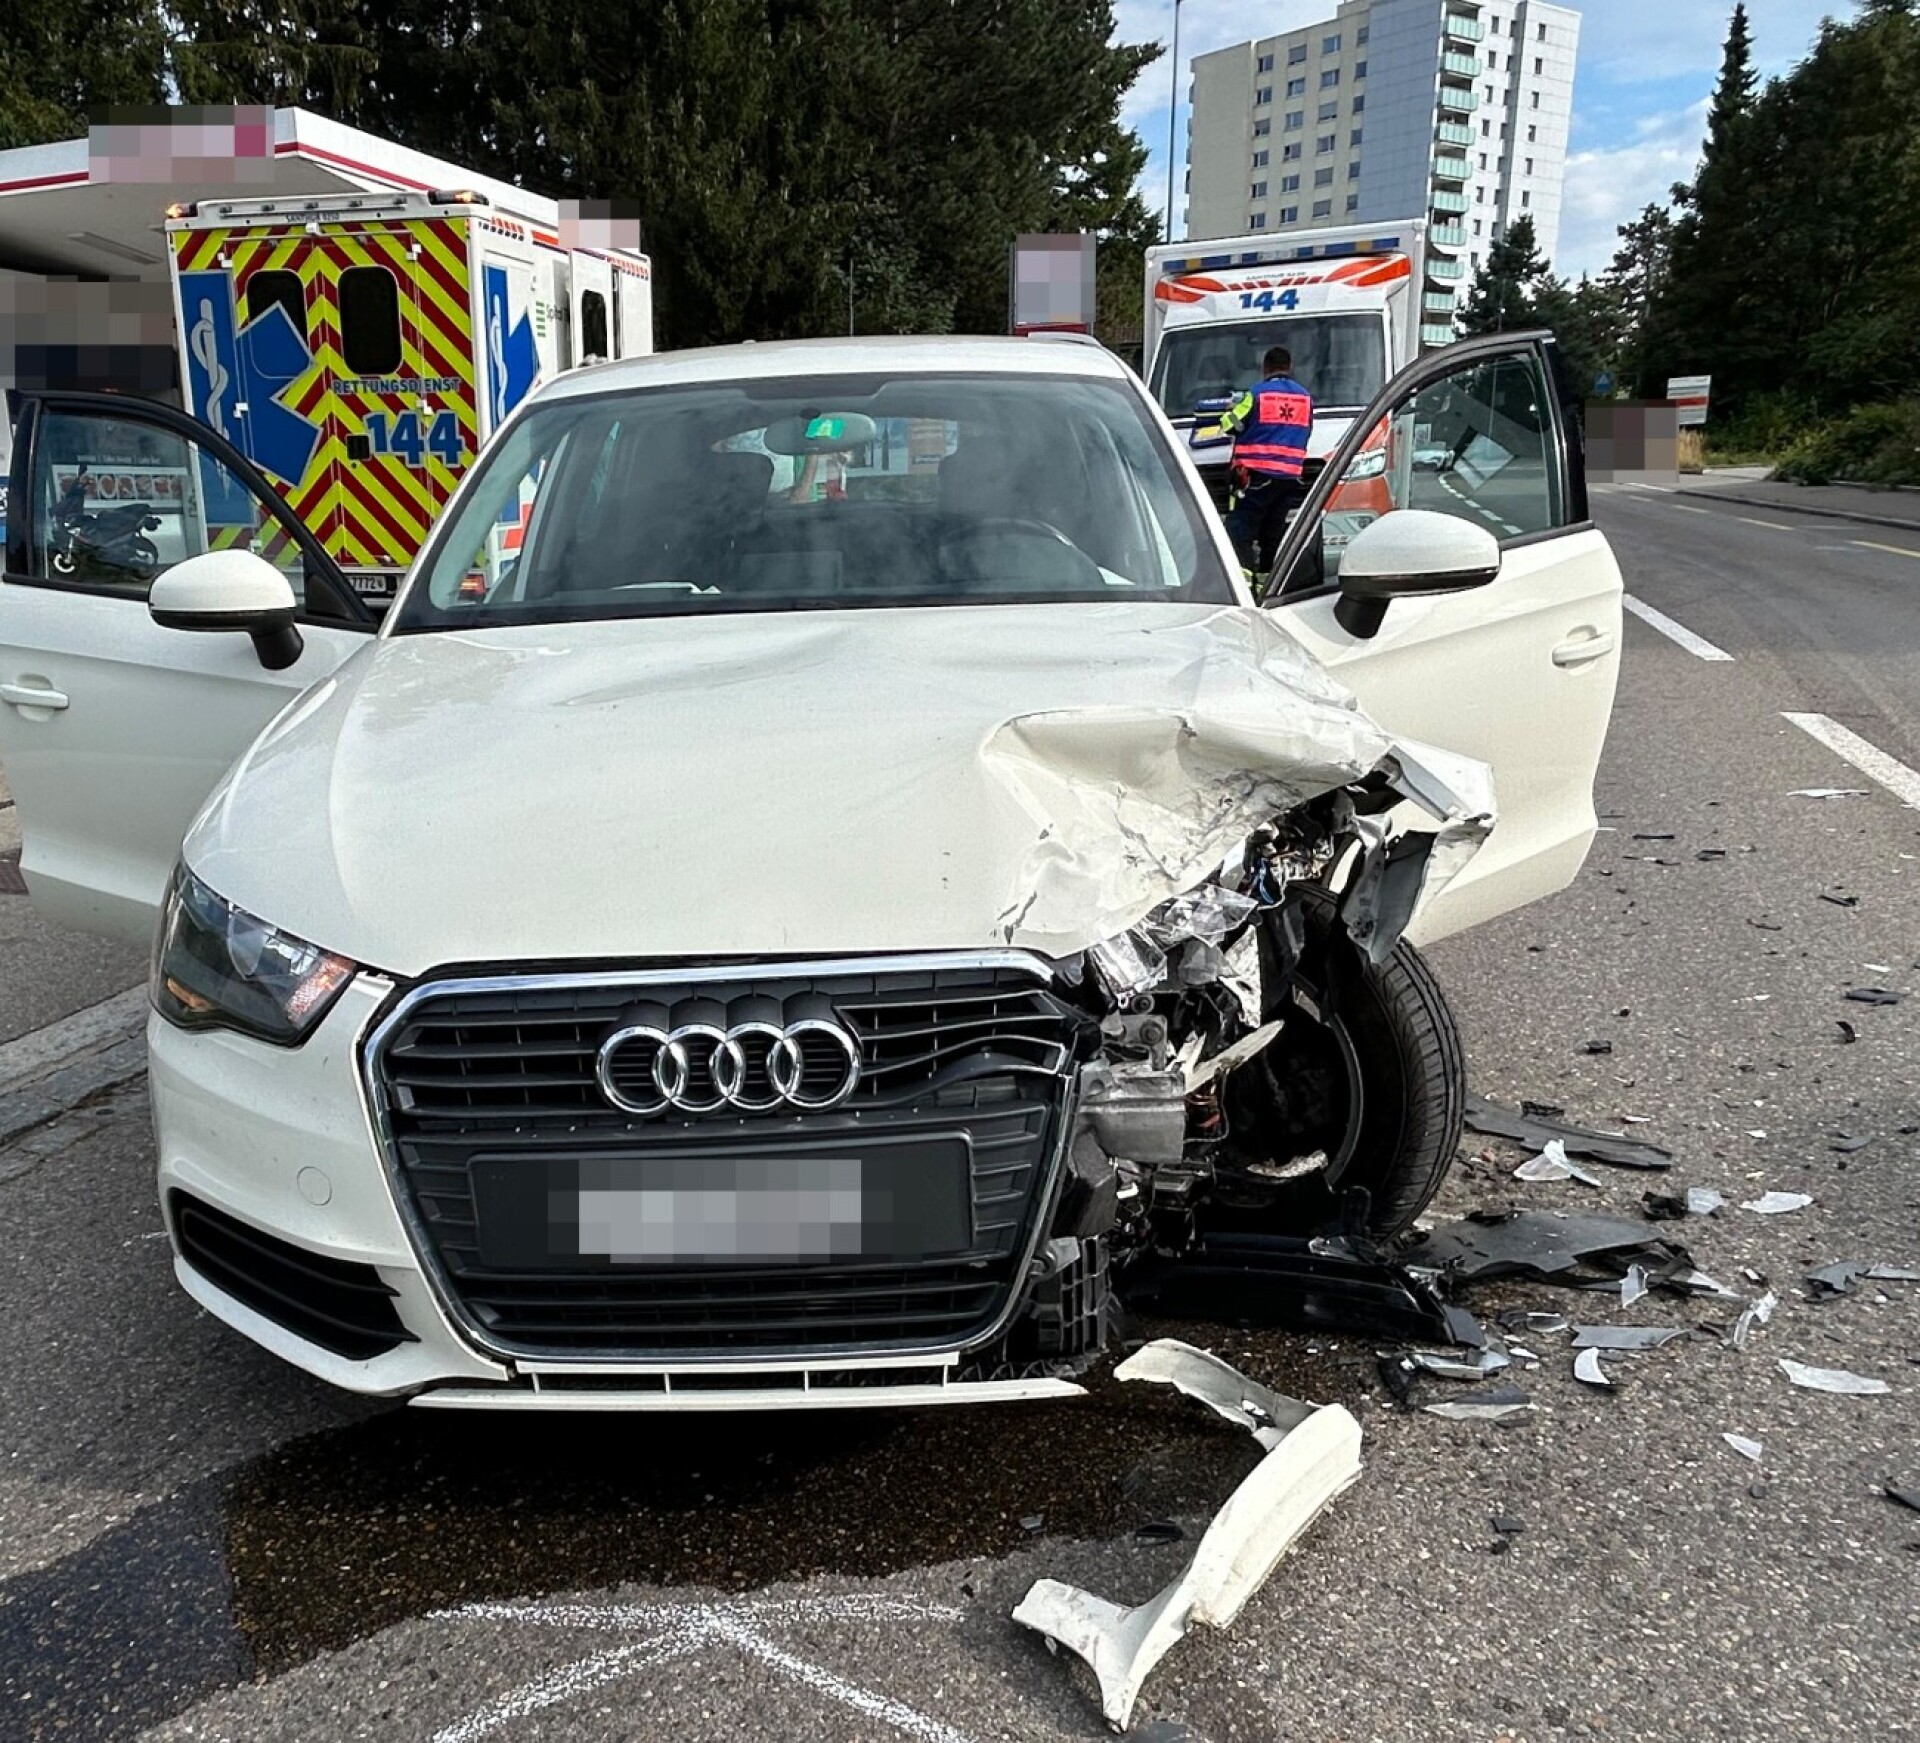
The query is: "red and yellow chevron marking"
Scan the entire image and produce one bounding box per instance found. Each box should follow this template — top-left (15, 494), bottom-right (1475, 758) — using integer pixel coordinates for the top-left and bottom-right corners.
top-left (170, 216), bottom-right (478, 573)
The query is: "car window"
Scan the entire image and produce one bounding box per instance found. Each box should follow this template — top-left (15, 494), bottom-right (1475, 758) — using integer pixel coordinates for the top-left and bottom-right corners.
top-left (398, 372), bottom-right (1234, 629)
top-left (16, 408), bottom-right (343, 617)
top-left (1283, 348), bottom-right (1565, 594)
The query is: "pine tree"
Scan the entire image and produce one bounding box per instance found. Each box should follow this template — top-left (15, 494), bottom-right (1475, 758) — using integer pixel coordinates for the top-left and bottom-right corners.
top-left (1458, 215), bottom-right (1547, 335)
top-left (0, 0), bottom-right (167, 151)
top-left (1602, 204), bottom-right (1674, 396)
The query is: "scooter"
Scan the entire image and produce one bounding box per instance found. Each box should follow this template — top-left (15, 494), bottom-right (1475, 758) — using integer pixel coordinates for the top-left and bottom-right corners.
top-left (50, 465), bottom-right (162, 581)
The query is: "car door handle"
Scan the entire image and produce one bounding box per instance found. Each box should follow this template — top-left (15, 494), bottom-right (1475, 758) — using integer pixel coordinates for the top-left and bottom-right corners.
top-left (0, 681), bottom-right (69, 712)
top-left (1552, 628), bottom-right (1615, 668)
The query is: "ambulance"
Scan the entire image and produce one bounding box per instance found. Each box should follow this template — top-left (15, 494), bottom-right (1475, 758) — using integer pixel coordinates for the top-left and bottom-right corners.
top-left (166, 186), bottom-right (653, 601)
top-left (1142, 220), bottom-right (1438, 513)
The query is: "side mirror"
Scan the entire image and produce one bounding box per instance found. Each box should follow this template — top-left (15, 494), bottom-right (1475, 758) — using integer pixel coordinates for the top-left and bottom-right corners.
top-left (149, 549), bottom-right (305, 671)
top-left (1332, 509), bottom-right (1502, 638)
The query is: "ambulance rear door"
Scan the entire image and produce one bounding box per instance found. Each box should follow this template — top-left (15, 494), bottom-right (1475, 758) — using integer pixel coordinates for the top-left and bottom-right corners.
top-left (568, 251), bottom-right (614, 365)
top-left (613, 260), bottom-right (654, 358)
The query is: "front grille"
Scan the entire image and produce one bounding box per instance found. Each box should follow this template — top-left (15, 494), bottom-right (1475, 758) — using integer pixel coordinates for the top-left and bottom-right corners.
top-left (370, 960), bottom-right (1081, 1359)
top-left (171, 1192), bottom-right (413, 1361)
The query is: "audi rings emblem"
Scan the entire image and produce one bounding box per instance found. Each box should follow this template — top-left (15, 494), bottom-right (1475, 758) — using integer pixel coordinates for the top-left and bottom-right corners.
top-left (595, 1012), bottom-right (862, 1116)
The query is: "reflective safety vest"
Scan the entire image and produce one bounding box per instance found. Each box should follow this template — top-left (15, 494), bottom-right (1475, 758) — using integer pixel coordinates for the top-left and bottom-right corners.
top-left (1220, 374), bottom-right (1314, 480)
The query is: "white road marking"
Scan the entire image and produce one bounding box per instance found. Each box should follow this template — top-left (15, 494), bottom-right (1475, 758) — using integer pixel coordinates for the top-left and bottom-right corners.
top-left (430, 1595), bottom-right (975, 1743)
top-left (1852, 539), bottom-right (1920, 560)
top-left (1622, 594), bottom-right (1735, 662)
top-left (1670, 504), bottom-right (1713, 515)
top-left (1737, 516), bottom-right (1795, 531)
top-left (1620, 481), bottom-right (1676, 494)
top-left (0, 985), bottom-right (146, 1097)
top-left (1782, 712), bottom-right (1920, 810)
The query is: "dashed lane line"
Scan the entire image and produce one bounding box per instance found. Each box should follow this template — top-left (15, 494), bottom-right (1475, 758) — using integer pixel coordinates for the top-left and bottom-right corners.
top-left (1737, 516), bottom-right (1796, 531)
top-left (1670, 504), bottom-right (1713, 515)
top-left (1782, 712), bottom-right (1920, 811)
top-left (1852, 539), bottom-right (1920, 561)
top-left (1622, 594), bottom-right (1735, 662)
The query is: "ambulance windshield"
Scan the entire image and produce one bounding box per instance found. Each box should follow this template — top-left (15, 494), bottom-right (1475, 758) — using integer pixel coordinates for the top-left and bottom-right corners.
top-left (396, 370), bottom-right (1236, 629)
top-left (1151, 314), bottom-right (1386, 419)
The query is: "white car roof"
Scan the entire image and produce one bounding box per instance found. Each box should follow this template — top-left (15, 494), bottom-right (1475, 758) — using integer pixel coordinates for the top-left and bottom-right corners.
top-left (536, 333), bottom-right (1130, 402)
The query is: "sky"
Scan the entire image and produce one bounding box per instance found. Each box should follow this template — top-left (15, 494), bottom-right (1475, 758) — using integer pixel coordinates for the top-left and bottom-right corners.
top-left (1113, 0), bottom-right (1843, 278)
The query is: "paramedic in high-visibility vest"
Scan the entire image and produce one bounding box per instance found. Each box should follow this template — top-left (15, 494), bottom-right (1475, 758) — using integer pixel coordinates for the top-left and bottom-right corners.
top-left (1218, 346), bottom-right (1315, 574)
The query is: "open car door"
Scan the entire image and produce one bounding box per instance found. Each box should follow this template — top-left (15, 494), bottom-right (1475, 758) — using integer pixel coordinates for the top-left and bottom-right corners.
top-left (1262, 330), bottom-right (1623, 944)
top-left (0, 391), bottom-right (374, 944)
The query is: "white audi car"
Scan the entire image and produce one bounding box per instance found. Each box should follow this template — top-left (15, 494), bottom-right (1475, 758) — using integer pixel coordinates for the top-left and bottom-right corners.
top-left (0, 333), bottom-right (1620, 1409)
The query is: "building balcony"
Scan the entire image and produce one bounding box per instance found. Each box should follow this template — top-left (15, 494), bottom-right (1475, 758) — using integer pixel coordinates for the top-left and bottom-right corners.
top-left (1427, 256), bottom-right (1465, 281)
top-left (1429, 222), bottom-right (1468, 246)
top-left (1443, 12), bottom-right (1487, 43)
top-left (1430, 189), bottom-right (1469, 216)
top-left (1420, 322), bottom-right (1458, 347)
top-left (1432, 154), bottom-right (1471, 182)
top-left (1437, 83), bottom-right (1478, 113)
top-left (1423, 290), bottom-right (1458, 314)
top-left (1436, 120), bottom-right (1475, 147)
top-left (1440, 50), bottom-right (1482, 77)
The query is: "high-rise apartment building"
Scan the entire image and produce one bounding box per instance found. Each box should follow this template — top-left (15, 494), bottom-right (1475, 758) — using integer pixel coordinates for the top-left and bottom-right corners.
top-left (1185, 0), bottom-right (1578, 343)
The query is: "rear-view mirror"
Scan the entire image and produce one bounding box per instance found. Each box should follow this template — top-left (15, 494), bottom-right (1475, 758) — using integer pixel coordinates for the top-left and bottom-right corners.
top-left (149, 549), bottom-right (305, 671)
top-left (1333, 509), bottom-right (1502, 637)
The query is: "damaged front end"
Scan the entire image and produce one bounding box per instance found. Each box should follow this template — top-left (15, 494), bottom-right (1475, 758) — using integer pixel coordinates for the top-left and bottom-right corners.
top-left (983, 747), bottom-right (1495, 1388)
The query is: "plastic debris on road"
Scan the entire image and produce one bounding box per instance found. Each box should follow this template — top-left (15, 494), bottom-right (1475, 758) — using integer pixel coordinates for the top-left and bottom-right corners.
top-left (1407, 1347), bottom-right (1510, 1381)
top-left (1741, 1191), bottom-right (1814, 1215)
top-left (1844, 986), bottom-right (1902, 1006)
top-left (1778, 1358), bottom-right (1891, 1396)
top-left (1513, 1140), bottom-right (1602, 1187)
top-left (1571, 1325), bottom-right (1688, 1351)
top-left (1012, 1339), bottom-right (1362, 1733)
top-left (1464, 1096), bottom-right (1674, 1171)
top-left (1884, 1488), bottom-right (1920, 1513)
top-left (1573, 1348), bottom-right (1613, 1389)
top-left (1621, 1265), bottom-right (1650, 1307)
top-left (1687, 1187), bottom-right (1727, 1215)
top-left (1790, 788), bottom-right (1868, 799)
top-left (1723, 1433), bottom-right (1764, 1461)
top-left (1732, 1292), bottom-right (1777, 1351)
top-left (1421, 1383), bottom-right (1533, 1422)
top-left (1406, 1210), bottom-right (1692, 1287)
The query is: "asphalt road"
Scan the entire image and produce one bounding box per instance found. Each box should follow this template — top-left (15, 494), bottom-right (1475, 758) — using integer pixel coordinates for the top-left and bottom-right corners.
top-left (3, 488), bottom-right (1920, 1742)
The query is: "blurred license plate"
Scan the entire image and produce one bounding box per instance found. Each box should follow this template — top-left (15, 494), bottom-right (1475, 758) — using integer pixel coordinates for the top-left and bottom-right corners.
top-left (472, 1143), bottom-right (972, 1268)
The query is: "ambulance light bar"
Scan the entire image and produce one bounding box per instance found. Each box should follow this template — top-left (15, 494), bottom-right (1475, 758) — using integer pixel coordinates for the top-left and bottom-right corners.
top-left (430, 188), bottom-right (491, 206)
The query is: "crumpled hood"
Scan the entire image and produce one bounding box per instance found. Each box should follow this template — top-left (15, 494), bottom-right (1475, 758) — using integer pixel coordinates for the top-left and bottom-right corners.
top-left (184, 602), bottom-right (1487, 978)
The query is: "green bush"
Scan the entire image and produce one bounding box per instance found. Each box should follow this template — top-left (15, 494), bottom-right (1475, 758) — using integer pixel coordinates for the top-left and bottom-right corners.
top-left (1706, 391), bottom-right (1817, 464)
top-left (1775, 401), bottom-right (1920, 487)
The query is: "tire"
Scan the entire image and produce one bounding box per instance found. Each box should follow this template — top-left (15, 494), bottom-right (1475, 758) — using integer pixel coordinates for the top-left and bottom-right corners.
top-left (1214, 887), bottom-right (1466, 1241)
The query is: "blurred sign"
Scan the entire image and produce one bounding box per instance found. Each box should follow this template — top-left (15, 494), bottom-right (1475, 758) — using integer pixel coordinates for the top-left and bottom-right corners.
top-left (89, 105), bottom-right (275, 186)
top-left (1010, 233), bottom-right (1095, 336)
top-left (1666, 374), bottom-right (1712, 427)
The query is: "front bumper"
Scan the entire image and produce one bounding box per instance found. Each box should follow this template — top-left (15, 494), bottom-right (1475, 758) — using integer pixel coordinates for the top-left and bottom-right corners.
top-left (151, 962), bottom-right (1102, 1408)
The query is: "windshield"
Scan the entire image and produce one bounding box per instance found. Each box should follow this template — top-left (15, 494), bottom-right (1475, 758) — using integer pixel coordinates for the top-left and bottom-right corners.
top-left (1150, 315), bottom-right (1387, 419)
top-left (394, 372), bottom-right (1234, 630)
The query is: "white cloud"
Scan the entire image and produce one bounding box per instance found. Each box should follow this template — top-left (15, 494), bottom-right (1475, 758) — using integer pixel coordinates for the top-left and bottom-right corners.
top-left (1556, 97), bottom-right (1707, 278)
top-left (1573, 0), bottom-right (1835, 84)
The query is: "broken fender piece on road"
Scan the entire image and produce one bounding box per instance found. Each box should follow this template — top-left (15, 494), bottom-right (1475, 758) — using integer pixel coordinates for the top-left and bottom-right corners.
top-left (1013, 1340), bottom-right (1362, 1732)
top-left (1778, 1359), bottom-right (1891, 1396)
top-left (1807, 1262), bottom-right (1863, 1300)
top-left (1406, 1210), bottom-right (1689, 1286)
top-left (1463, 1096), bottom-right (1674, 1171)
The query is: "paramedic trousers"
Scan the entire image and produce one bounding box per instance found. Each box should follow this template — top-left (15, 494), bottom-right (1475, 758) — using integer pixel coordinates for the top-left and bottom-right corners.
top-left (1225, 472), bottom-right (1306, 576)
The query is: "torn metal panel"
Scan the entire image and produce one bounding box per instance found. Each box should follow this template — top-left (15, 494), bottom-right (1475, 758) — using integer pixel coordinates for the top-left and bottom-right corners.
top-left (1463, 1097), bottom-right (1674, 1171)
top-left (1013, 1339), bottom-right (1362, 1732)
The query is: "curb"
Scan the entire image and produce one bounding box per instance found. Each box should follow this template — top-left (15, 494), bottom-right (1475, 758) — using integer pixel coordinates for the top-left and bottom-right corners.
top-left (1672, 487), bottom-right (1920, 535)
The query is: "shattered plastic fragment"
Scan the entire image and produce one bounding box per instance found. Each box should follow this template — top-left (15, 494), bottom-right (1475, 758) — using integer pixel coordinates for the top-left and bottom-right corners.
top-left (1573, 1348), bottom-right (1612, 1389)
top-left (1807, 1262), bottom-right (1863, 1300)
top-left (1884, 1488), bottom-right (1920, 1513)
top-left (1012, 1340), bottom-right (1362, 1732)
top-left (1723, 1434), bottom-right (1764, 1462)
top-left (1778, 1359), bottom-right (1891, 1396)
top-left (1742, 1192), bottom-right (1813, 1215)
top-left (1831, 1135), bottom-right (1872, 1154)
top-left (1463, 1097), bottom-right (1673, 1171)
top-left (1732, 1293), bottom-right (1777, 1351)
top-left (1408, 1347), bottom-right (1510, 1381)
top-left (1621, 1266), bottom-right (1650, 1308)
top-left (1867, 1265), bottom-right (1920, 1282)
top-left (1686, 1187), bottom-right (1726, 1216)
top-left (1571, 1325), bottom-right (1687, 1351)
top-left (1497, 1309), bottom-right (1570, 1335)
top-left (1422, 1383), bottom-right (1533, 1422)
top-left (1491, 1515), bottom-right (1525, 1535)
top-left (1790, 788), bottom-right (1868, 799)
top-left (1513, 1141), bottom-right (1602, 1187)
top-left (1408, 1212), bottom-right (1689, 1286)
top-left (1133, 1522), bottom-right (1186, 1546)
top-left (1845, 987), bottom-right (1901, 1006)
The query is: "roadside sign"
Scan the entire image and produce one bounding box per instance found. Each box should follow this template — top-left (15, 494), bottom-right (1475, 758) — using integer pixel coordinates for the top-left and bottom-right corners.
top-left (1667, 374), bottom-right (1712, 427)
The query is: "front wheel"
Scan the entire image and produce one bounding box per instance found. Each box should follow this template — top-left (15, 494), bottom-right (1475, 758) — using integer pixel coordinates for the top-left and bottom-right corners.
top-left (1214, 889), bottom-right (1465, 1241)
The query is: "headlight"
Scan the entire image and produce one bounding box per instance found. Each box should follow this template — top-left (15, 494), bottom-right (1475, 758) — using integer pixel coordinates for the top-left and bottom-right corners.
top-left (151, 865), bottom-right (357, 1045)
